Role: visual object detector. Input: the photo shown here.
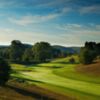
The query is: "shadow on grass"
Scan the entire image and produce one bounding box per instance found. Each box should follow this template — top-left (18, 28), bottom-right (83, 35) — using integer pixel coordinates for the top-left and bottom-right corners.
top-left (11, 76), bottom-right (44, 84)
top-left (55, 84), bottom-right (100, 99)
top-left (52, 62), bottom-right (79, 64)
top-left (24, 64), bottom-right (45, 68)
top-left (50, 66), bottom-right (62, 69)
top-left (6, 84), bottom-right (55, 100)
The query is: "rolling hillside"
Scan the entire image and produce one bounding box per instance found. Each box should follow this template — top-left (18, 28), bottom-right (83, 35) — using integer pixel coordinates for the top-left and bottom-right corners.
top-left (76, 60), bottom-right (100, 76)
top-left (0, 81), bottom-right (71, 100)
top-left (53, 45), bottom-right (81, 54)
top-left (8, 56), bottom-right (100, 100)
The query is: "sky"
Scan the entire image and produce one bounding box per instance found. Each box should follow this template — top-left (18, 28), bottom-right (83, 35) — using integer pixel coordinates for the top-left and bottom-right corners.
top-left (0, 0), bottom-right (100, 46)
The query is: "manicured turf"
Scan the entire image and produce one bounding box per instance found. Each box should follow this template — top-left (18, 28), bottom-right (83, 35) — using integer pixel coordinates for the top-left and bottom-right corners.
top-left (53, 65), bottom-right (100, 84)
top-left (11, 56), bottom-right (100, 100)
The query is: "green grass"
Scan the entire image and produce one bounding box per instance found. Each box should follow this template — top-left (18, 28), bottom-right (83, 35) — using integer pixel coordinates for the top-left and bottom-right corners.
top-left (11, 55), bottom-right (100, 100)
top-left (35, 82), bottom-right (100, 100)
top-left (53, 65), bottom-right (100, 84)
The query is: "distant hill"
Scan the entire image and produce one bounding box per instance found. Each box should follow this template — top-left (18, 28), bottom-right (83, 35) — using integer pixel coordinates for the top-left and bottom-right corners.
top-left (23, 43), bottom-right (32, 48)
top-left (69, 47), bottom-right (81, 53)
top-left (0, 45), bottom-right (9, 48)
top-left (0, 44), bottom-right (32, 49)
top-left (0, 44), bottom-right (81, 54)
top-left (53, 45), bottom-right (81, 54)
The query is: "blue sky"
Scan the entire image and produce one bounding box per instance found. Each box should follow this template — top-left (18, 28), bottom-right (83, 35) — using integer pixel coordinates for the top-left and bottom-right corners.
top-left (0, 0), bottom-right (100, 46)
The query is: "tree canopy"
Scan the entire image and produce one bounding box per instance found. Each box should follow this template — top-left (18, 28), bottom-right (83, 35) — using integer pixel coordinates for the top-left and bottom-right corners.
top-left (80, 41), bottom-right (100, 64)
top-left (0, 58), bottom-right (11, 85)
top-left (9, 40), bottom-right (27, 62)
top-left (32, 42), bottom-right (53, 62)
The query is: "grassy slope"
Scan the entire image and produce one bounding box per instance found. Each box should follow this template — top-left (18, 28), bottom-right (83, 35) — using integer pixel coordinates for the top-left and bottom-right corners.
top-left (0, 83), bottom-right (36, 100)
top-left (11, 56), bottom-right (100, 100)
top-left (0, 81), bottom-right (71, 100)
top-left (54, 64), bottom-right (100, 84)
top-left (76, 61), bottom-right (100, 76)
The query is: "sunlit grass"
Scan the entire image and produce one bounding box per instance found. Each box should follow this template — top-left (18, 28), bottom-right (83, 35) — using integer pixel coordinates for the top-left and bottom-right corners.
top-left (11, 55), bottom-right (100, 100)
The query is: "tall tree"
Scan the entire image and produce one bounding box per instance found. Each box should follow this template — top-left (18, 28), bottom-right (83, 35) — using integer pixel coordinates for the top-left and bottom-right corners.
top-left (9, 40), bottom-right (25, 62)
top-left (32, 42), bottom-right (53, 62)
top-left (22, 48), bottom-right (34, 62)
top-left (0, 58), bottom-right (11, 85)
top-left (79, 48), bottom-right (96, 64)
top-left (80, 41), bottom-right (98, 64)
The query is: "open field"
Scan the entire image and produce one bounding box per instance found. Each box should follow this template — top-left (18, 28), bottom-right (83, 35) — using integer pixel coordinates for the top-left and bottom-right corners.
top-left (9, 56), bottom-right (100, 100)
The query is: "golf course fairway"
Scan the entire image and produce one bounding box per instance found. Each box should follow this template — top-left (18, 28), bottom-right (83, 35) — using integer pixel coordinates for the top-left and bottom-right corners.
top-left (11, 57), bottom-right (100, 100)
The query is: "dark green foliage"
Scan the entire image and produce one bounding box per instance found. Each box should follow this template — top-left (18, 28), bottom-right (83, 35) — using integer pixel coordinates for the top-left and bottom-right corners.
top-left (32, 42), bottom-right (53, 62)
top-left (1, 40), bottom-right (81, 64)
top-left (53, 45), bottom-right (78, 57)
top-left (85, 42), bottom-right (96, 50)
top-left (9, 40), bottom-right (26, 62)
top-left (0, 58), bottom-right (11, 85)
top-left (0, 47), bottom-right (10, 59)
top-left (69, 58), bottom-right (75, 64)
top-left (0, 40), bottom-right (61, 63)
top-left (79, 41), bottom-right (99, 64)
top-left (22, 48), bottom-right (34, 62)
top-left (96, 43), bottom-right (100, 56)
top-left (52, 48), bottom-right (61, 58)
top-left (79, 48), bottom-right (96, 64)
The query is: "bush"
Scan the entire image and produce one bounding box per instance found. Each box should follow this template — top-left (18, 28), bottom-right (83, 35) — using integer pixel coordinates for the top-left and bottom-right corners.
top-left (0, 58), bottom-right (11, 86)
top-left (79, 48), bottom-right (96, 64)
top-left (69, 58), bottom-right (75, 64)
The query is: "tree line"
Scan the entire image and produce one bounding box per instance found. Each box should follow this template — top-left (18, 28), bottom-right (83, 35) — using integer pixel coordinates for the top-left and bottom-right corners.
top-left (80, 41), bottom-right (100, 64)
top-left (0, 40), bottom-right (70, 64)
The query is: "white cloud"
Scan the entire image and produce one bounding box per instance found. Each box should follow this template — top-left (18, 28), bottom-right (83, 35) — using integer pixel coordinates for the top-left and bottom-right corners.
top-left (57, 24), bottom-right (83, 31)
top-left (0, 0), bottom-right (73, 9)
top-left (56, 23), bottom-right (100, 44)
top-left (8, 14), bottom-right (58, 26)
top-left (58, 28), bottom-right (100, 46)
top-left (0, 25), bottom-right (99, 46)
top-left (57, 23), bottom-right (100, 32)
top-left (0, 27), bottom-right (82, 46)
top-left (37, 0), bottom-right (72, 8)
top-left (79, 5), bottom-right (100, 14)
top-left (96, 25), bottom-right (100, 30)
top-left (0, 0), bottom-right (23, 8)
top-left (0, 28), bottom-right (62, 45)
top-left (0, 1), bottom-right (14, 7)
top-left (8, 7), bottom-right (70, 26)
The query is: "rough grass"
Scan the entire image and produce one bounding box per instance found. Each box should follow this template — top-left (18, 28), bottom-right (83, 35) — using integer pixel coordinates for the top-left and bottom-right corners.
top-left (0, 84), bottom-right (36, 100)
top-left (54, 64), bottom-right (100, 84)
top-left (0, 80), bottom-right (72, 100)
top-left (76, 61), bottom-right (100, 76)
